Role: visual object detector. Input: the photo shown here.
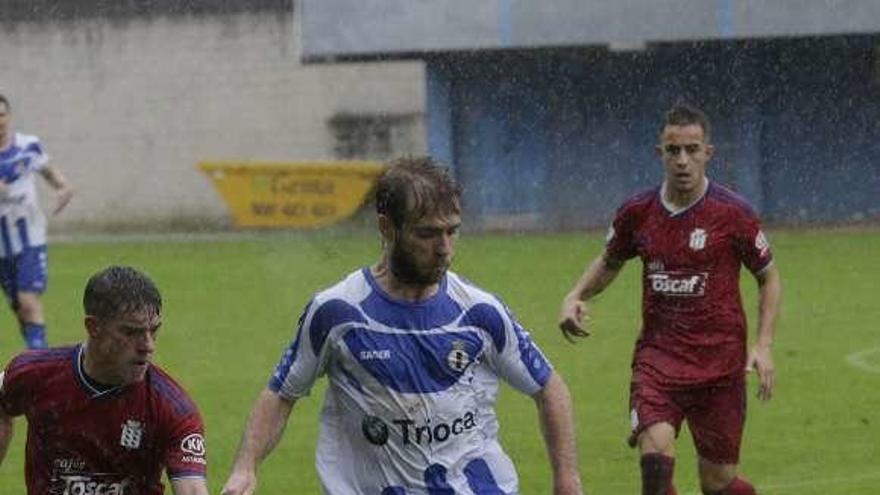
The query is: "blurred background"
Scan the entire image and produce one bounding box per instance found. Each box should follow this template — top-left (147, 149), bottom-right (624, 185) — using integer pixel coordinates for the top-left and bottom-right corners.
top-left (1, 0), bottom-right (877, 234)
top-left (1, 2), bottom-right (878, 494)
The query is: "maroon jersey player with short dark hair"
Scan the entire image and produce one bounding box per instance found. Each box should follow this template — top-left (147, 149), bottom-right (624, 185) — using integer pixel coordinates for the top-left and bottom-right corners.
top-left (559, 104), bottom-right (782, 495)
top-left (0, 266), bottom-right (209, 495)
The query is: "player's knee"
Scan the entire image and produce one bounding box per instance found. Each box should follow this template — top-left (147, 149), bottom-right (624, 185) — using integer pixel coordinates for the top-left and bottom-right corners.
top-left (698, 464), bottom-right (737, 493)
top-left (638, 422), bottom-right (676, 455)
top-left (15, 293), bottom-right (43, 322)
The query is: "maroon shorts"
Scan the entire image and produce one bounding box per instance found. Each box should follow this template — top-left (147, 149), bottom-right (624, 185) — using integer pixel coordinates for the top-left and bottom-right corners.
top-left (628, 376), bottom-right (746, 464)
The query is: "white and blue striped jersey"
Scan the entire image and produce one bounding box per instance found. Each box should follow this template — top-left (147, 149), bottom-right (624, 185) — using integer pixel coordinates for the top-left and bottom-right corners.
top-left (270, 268), bottom-right (553, 495)
top-left (0, 132), bottom-right (49, 257)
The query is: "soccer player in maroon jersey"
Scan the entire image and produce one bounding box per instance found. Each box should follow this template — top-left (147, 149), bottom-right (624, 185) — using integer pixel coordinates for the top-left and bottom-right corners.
top-left (559, 104), bottom-right (782, 495)
top-left (0, 266), bottom-right (209, 495)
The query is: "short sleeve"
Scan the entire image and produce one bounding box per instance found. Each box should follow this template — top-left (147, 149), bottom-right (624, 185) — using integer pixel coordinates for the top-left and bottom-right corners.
top-left (478, 301), bottom-right (553, 396)
top-left (734, 208), bottom-right (773, 274)
top-left (28, 140), bottom-right (49, 171)
top-left (0, 354), bottom-right (32, 417)
top-left (269, 298), bottom-right (366, 399)
top-left (164, 410), bottom-right (207, 480)
top-left (19, 135), bottom-right (49, 171)
top-left (605, 204), bottom-right (638, 262)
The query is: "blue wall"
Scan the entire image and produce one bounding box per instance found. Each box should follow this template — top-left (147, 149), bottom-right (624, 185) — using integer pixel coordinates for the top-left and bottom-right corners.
top-left (426, 36), bottom-right (880, 229)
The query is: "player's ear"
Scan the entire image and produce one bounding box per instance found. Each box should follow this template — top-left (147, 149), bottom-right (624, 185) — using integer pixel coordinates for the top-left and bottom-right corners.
top-left (705, 143), bottom-right (715, 160)
top-left (84, 315), bottom-right (102, 338)
top-left (377, 214), bottom-right (396, 245)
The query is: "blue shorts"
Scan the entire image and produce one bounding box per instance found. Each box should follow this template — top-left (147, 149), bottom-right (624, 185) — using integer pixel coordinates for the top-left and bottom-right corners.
top-left (0, 245), bottom-right (48, 303)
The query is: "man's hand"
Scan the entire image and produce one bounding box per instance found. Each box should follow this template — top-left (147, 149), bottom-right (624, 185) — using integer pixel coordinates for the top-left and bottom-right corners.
top-left (52, 186), bottom-right (73, 215)
top-left (221, 469), bottom-right (257, 495)
top-left (559, 295), bottom-right (590, 342)
top-left (746, 344), bottom-right (775, 401)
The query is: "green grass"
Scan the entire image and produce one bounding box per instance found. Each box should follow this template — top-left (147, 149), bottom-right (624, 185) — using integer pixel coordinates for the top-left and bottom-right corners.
top-left (1, 228), bottom-right (878, 494)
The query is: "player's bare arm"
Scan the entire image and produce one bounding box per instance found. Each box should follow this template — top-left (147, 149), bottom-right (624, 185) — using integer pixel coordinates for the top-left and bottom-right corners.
top-left (0, 403), bottom-right (13, 467)
top-left (747, 263), bottom-right (782, 401)
top-left (222, 389), bottom-right (297, 495)
top-left (170, 477), bottom-right (210, 495)
top-left (559, 251), bottom-right (625, 342)
top-left (533, 372), bottom-right (583, 495)
top-left (38, 166), bottom-right (73, 215)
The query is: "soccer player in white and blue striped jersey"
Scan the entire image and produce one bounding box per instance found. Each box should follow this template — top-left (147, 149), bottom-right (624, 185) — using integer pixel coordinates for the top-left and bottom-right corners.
top-left (0, 94), bottom-right (73, 348)
top-left (222, 157), bottom-right (583, 495)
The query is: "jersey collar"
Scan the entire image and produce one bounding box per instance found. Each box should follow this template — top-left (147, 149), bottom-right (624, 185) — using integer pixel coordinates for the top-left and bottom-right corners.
top-left (362, 266), bottom-right (449, 307)
top-left (660, 177), bottom-right (710, 216)
top-left (74, 344), bottom-right (126, 398)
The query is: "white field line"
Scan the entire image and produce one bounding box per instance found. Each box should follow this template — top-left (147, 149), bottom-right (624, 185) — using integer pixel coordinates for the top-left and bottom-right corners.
top-left (845, 346), bottom-right (880, 373)
top-left (681, 470), bottom-right (880, 494)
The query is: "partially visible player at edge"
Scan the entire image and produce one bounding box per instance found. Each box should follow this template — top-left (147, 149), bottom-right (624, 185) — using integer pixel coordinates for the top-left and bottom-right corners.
top-left (0, 265), bottom-right (209, 495)
top-left (559, 104), bottom-right (781, 495)
top-left (222, 156), bottom-right (583, 495)
top-left (0, 93), bottom-right (74, 349)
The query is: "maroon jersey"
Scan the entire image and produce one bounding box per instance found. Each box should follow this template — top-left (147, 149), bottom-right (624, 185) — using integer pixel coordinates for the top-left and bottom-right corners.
top-left (606, 181), bottom-right (773, 386)
top-left (0, 345), bottom-right (207, 495)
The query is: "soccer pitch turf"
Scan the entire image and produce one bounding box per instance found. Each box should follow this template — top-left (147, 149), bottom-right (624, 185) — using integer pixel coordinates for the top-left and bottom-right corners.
top-left (0, 228), bottom-right (878, 494)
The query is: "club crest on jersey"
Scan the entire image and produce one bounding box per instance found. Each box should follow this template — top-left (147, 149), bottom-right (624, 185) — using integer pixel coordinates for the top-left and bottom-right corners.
top-left (119, 420), bottom-right (144, 449)
top-left (446, 340), bottom-right (470, 372)
top-left (689, 228), bottom-right (707, 250)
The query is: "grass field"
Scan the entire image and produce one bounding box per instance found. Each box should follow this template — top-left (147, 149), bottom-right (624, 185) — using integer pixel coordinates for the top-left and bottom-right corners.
top-left (0, 228), bottom-right (878, 494)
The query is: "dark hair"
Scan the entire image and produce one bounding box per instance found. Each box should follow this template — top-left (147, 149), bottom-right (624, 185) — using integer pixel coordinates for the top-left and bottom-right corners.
top-left (661, 103), bottom-right (711, 141)
top-left (0, 94), bottom-right (9, 112)
top-left (375, 155), bottom-right (462, 229)
top-left (84, 266), bottom-right (162, 319)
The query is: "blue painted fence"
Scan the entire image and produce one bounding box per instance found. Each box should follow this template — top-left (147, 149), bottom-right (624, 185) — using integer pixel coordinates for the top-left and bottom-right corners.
top-left (427, 36), bottom-right (880, 229)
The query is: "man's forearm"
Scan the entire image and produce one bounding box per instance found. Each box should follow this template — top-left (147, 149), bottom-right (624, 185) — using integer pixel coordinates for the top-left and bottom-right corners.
top-left (171, 477), bottom-right (210, 495)
top-left (756, 264), bottom-right (782, 347)
top-left (0, 412), bottom-right (14, 467)
top-left (534, 373), bottom-right (583, 494)
top-left (566, 253), bottom-right (622, 303)
top-left (40, 166), bottom-right (70, 190)
top-left (231, 389), bottom-right (295, 472)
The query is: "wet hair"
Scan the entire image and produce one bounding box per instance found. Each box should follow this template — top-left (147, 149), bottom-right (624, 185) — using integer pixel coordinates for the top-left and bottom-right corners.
top-left (83, 266), bottom-right (162, 319)
top-left (0, 94), bottom-right (9, 112)
top-left (375, 155), bottom-right (462, 229)
top-left (661, 103), bottom-right (711, 141)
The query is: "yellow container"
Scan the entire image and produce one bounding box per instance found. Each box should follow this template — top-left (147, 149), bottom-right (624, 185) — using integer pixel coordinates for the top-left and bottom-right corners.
top-left (198, 161), bottom-right (385, 228)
